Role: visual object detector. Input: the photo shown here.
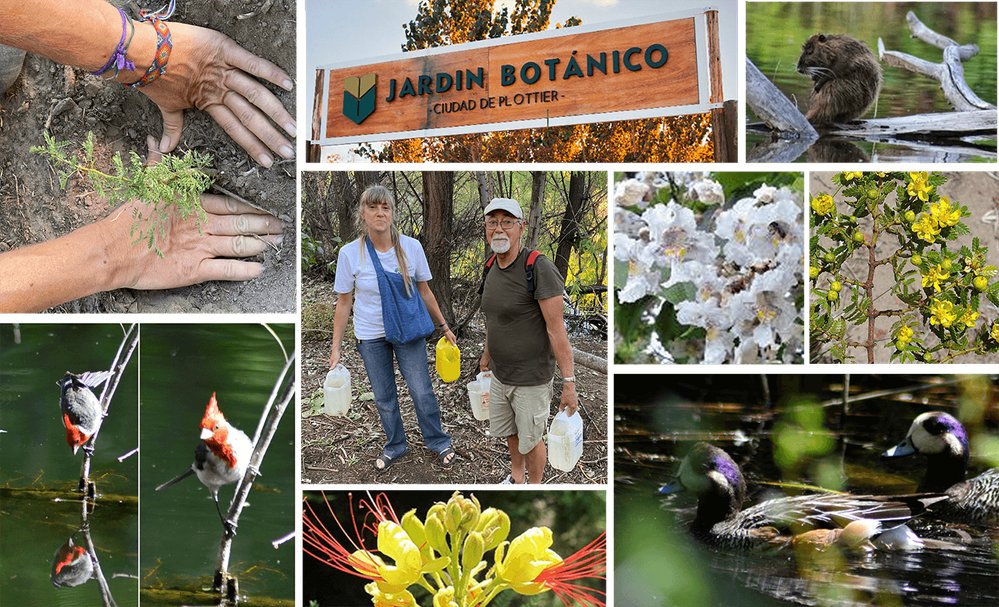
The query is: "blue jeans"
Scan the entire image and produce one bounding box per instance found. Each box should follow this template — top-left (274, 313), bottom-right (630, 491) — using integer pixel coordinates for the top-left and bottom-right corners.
top-left (356, 337), bottom-right (451, 459)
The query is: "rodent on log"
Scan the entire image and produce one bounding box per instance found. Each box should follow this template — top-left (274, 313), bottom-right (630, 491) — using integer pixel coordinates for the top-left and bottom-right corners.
top-left (796, 34), bottom-right (883, 125)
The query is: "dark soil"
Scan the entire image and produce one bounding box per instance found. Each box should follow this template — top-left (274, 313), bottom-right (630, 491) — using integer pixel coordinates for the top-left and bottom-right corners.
top-left (0, 0), bottom-right (296, 313)
top-left (300, 275), bottom-right (610, 486)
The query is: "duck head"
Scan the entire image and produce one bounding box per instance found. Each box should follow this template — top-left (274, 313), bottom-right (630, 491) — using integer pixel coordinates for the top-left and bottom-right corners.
top-left (882, 411), bottom-right (969, 491)
top-left (659, 442), bottom-right (747, 529)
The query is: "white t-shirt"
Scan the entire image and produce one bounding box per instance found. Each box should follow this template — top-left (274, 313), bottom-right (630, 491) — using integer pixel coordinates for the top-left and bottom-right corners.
top-left (333, 234), bottom-right (432, 340)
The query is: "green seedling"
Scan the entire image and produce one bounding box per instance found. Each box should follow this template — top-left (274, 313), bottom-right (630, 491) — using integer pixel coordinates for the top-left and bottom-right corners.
top-left (32, 131), bottom-right (214, 256)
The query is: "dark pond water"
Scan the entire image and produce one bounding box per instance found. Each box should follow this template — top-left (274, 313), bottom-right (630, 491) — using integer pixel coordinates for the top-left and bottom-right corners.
top-left (746, 2), bottom-right (998, 162)
top-left (614, 373), bottom-right (999, 607)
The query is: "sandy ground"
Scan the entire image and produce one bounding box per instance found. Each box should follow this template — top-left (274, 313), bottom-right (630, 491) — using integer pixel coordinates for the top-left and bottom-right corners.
top-left (809, 171), bottom-right (999, 363)
top-left (0, 0), bottom-right (296, 313)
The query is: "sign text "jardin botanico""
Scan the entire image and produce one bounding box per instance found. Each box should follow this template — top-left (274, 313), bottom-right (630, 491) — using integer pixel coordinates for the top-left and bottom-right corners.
top-left (312, 10), bottom-right (716, 145)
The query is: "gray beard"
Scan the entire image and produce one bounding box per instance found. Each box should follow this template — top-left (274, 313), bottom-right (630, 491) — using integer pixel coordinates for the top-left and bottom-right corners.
top-left (491, 236), bottom-right (511, 254)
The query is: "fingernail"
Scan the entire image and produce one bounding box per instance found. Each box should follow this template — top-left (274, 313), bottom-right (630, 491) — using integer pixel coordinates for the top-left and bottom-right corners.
top-left (285, 122), bottom-right (297, 137)
top-left (283, 79), bottom-right (293, 91)
top-left (159, 136), bottom-right (170, 151)
top-left (258, 154), bottom-right (274, 168)
top-left (279, 145), bottom-right (294, 159)
top-left (274, 235), bottom-right (284, 247)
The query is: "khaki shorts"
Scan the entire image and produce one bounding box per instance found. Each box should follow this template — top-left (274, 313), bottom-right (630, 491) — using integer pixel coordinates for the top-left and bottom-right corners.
top-left (489, 375), bottom-right (553, 454)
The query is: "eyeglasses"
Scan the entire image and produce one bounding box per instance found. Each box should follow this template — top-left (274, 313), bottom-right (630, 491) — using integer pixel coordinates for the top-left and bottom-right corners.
top-left (485, 219), bottom-right (520, 229)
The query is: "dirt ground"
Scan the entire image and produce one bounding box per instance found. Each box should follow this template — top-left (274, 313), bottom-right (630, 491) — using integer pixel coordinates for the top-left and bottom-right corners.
top-left (0, 0), bottom-right (296, 313)
top-left (300, 277), bottom-right (610, 486)
top-left (810, 171), bottom-right (999, 363)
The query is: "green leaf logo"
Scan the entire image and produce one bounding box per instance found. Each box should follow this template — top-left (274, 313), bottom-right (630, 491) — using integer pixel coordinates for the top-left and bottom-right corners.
top-left (343, 74), bottom-right (377, 125)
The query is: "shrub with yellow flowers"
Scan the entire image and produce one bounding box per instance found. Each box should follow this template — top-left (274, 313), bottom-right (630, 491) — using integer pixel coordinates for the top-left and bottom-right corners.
top-left (303, 491), bottom-right (606, 607)
top-left (810, 172), bottom-right (999, 363)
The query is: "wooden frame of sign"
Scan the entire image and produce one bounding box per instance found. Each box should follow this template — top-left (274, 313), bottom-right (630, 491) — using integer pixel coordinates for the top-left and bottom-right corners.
top-left (310, 7), bottom-right (728, 154)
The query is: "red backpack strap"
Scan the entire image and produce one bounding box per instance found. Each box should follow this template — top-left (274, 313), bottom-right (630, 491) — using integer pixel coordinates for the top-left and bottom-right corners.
top-left (524, 250), bottom-right (541, 294)
top-left (478, 253), bottom-right (498, 296)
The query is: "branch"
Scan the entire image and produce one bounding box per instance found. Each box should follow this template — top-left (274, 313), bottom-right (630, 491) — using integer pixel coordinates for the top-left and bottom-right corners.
top-left (212, 352), bottom-right (296, 601)
top-left (78, 324), bottom-right (138, 496)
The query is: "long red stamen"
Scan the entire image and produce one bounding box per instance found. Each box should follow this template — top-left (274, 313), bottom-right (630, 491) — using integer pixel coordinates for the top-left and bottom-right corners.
top-left (535, 531), bottom-right (607, 607)
top-left (302, 491), bottom-right (391, 579)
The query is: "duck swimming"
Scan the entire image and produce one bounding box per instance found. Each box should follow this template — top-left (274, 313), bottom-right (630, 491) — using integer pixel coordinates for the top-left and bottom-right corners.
top-left (660, 442), bottom-right (949, 551)
top-left (882, 411), bottom-right (999, 525)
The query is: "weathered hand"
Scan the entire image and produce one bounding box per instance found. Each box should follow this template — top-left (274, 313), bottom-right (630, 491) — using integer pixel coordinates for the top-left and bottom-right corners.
top-left (106, 193), bottom-right (282, 291)
top-left (559, 383), bottom-right (578, 417)
top-left (136, 22), bottom-right (295, 166)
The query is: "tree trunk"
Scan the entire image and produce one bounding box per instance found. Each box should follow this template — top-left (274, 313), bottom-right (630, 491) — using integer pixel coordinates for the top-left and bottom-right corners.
top-left (525, 171), bottom-right (546, 251)
top-left (552, 171), bottom-right (587, 284)
top-left (475, 171), bottom-right (492, 210)
top-left (420, 171), bottom-right (456, 325)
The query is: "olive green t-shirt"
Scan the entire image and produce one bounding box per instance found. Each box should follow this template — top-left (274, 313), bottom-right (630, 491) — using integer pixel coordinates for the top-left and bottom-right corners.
top-left (481, 249), bottom-right (565, 386)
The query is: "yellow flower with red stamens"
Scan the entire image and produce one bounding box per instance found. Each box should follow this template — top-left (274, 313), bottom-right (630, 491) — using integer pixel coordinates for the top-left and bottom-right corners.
top-left (495, 527), bottom-right (563, 595)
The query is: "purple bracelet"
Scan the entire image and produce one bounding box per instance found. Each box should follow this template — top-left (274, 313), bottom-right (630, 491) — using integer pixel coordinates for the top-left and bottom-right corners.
top-left (90, 7), bottom-right (136, 76)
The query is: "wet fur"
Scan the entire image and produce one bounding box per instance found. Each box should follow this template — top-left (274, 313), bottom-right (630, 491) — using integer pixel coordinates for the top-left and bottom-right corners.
top-left (796, 34), bottom-right (883, 125)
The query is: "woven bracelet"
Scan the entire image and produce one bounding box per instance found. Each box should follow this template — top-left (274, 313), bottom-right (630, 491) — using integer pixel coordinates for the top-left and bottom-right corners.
top-left (90, 7), bottom-right (136, 77)
top-left (130, 0), bottom-right (177, 89)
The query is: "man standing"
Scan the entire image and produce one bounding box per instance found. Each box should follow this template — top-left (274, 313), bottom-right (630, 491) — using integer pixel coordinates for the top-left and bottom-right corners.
top-left (478, 197), bottom-right (578, 484)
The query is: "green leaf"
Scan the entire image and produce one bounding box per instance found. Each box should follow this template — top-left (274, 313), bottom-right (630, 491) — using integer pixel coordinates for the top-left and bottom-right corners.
top-left (661, 281), bottom-right (696, 305)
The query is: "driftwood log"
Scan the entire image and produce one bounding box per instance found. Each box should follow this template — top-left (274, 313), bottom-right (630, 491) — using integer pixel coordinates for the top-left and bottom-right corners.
top-left (823, 109), bottom-right (996, 139)
top-left (572, 347), bottom-right (607, 374)
top-left (879, 12), bottom-right (996, 112)
top-left (745, 58), bottom-right (817, 138)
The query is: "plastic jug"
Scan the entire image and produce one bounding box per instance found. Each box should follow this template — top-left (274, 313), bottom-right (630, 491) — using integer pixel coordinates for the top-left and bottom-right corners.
top-left (547, 410), bottom-right (583, 472)
top-left (467, 371), bottom-right (491, 420)
top-left (435, 336), bottom-right (461, 383)
top-left (323, 365), bottom-right (351, 417)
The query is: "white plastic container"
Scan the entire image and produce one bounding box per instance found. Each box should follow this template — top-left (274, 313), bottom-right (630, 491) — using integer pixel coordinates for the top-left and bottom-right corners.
top-left (467, 371), bottom-right (491, 420)
top-left (547, 410), bottom-right (583, 472)
top-left (323, 365), bottom-right (351, 417)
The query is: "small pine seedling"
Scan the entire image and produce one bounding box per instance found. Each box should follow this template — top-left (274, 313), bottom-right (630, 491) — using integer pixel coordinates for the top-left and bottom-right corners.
top-left (31, 132), bottom-right (214, 257)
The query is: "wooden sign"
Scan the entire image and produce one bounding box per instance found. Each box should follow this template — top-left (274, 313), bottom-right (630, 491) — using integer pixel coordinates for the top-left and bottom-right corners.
top-left (311, 8), bottom-right (722, 146)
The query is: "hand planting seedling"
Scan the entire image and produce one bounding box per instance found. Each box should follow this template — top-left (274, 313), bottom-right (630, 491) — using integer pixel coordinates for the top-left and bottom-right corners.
top-left (810, 171), bottom-right (999, 363)
top-left (32, 132), bottom-right (214, 256)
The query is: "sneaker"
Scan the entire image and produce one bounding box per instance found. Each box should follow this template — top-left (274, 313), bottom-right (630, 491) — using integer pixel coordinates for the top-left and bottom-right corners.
top-left (500, 473), bottom-right (528, 484)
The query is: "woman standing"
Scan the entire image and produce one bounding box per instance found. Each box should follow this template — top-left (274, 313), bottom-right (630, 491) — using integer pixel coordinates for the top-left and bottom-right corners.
top-left (329, 185), bottom-right (457, 471)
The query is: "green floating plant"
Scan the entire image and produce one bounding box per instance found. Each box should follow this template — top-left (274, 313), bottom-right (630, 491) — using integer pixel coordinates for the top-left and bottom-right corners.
top-left (31, 131), bottom-right (214, 257)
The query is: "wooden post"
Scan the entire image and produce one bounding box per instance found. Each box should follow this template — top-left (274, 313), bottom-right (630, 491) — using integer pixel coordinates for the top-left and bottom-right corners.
top-left (705, 10), bottom-right (723, 104)
top-left (712, 100), bottom-right (738, 163)
top-left (307, 143), bottom-right (322, 163)
top-left (705, 10), bottom-right (735, 162)
top-left (311, 68), bottom-right (325, 143)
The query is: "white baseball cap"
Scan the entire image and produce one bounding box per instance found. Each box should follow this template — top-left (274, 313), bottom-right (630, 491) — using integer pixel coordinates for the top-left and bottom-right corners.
top-left (483, 198), bottom-right (523, 219)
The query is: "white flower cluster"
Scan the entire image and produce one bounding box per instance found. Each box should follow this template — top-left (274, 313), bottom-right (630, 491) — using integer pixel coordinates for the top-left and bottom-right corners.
top-left (615, 177), bottom-right (804, 364)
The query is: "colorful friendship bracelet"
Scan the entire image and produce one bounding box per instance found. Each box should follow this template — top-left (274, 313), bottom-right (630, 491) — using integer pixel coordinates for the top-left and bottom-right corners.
top-left (130, 0), bottom-right (177, 89)
top-left (90, 7), bottom-right (136, 77)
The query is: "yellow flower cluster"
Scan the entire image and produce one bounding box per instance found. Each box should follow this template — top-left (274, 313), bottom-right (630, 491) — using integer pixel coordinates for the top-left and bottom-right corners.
top-left (921, 264), bottom-right (950, 293)
top-left (896, 325), bottom-right (914, 344)
top-left (810, 194), bottom-right (835, 216)
top-left (843, 171), bottom-right (863, 181)
top-left (928, 299), bottom-right (958, 328)
top-left (958, 309), bottom-right (980, 329)
top-left (907, 172), bottom-right (933, 202)
top-left (347, 492), bottom-right (581, 607)
top-left (911, 197), bottom-right (962, 244)
top-left (991, 321), bottom-right (999, 342)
